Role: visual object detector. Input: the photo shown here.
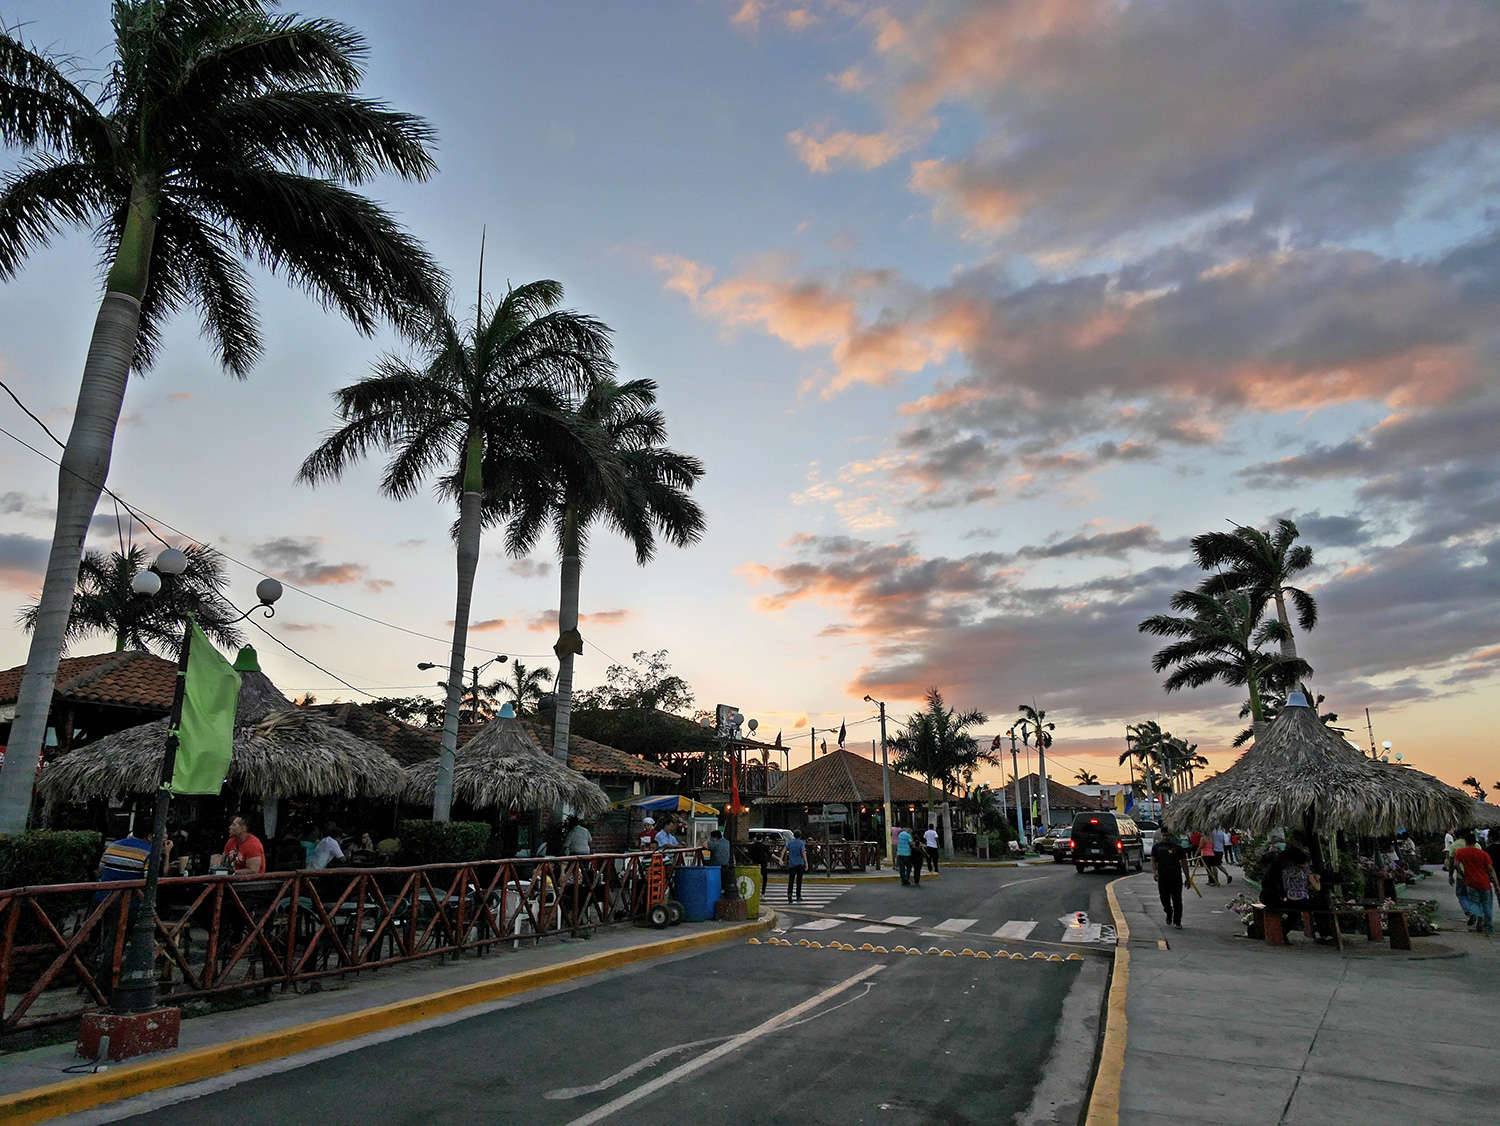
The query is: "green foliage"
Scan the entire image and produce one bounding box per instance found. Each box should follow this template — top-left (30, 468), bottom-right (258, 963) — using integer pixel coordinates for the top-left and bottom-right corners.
top-left (368, 695), bottom-right (445, 727)
top-left (892, 688), bottom-right (993, 799)
top-left (394, 820), bottom-right (490, 865)
top-left (0, 830), bottom-right (103, 888)
top-left (575, 650), bottom-right (696, 714)
top-left (570, 705), bottom-right (718, 763)
top-left (1238, 834), bottom-right (1278, 885)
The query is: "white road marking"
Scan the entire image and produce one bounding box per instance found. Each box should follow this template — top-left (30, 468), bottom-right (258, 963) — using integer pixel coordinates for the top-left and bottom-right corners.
top-left (855, 924), bottom-right (896, 933)
top-left (999, 875), bottom-right (1051, 888)
top-left (882, 915), bottom-right (920, 925)
top-left (935, 918), bottom-right (977, 932)
top-left (836, 912), bottom-right (866, 919)
top-left (794, 918), bottom-right (844, 931)
top-left (994, 920), bottom-right (1038, 939)
top-left (562, 963), bottom-right (887, 1126)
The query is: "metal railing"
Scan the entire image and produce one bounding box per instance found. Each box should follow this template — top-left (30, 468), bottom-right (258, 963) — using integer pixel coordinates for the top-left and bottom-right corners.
top-left (0, 847), bottom-right (699, 1038)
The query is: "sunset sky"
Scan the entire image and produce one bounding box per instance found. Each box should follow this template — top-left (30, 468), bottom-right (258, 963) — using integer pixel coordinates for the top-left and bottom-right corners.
top-left (1, 1), bottom-right (1497, 793)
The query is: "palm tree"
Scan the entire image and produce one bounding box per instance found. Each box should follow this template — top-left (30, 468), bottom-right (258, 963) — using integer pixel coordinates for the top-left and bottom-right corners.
top-left (16, 544), bottom-right (243, 655)
top-left (1139, 589), bottom-right (1310, 743)
top-left (1193, 519), bottom-right (1318, 662)
top-left (1014, 703), bottom-right (1055, 827)
top-left (1073, 768), bottom-right (1099, 786)
top-left (498, 376), bottom-right (705, 765)
top-left (890, 688), bottom-right (992, 855)
top-left (299, 278), bottom-right (613, 820)
top-left (0, 3), bottom-right (442, 834)
top-left (1123, 721), bottom-right (1173, 806)
top-left (489, 660), bottom-right (552, 718)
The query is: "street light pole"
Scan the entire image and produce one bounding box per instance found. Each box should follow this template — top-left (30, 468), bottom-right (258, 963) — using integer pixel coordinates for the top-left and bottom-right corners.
top-left (864, 695), bottom-right (893, 864)
top-left (1007, 729), bottom-right (1024, 844)
top-left (109, 555), bottom-right (281, 1015)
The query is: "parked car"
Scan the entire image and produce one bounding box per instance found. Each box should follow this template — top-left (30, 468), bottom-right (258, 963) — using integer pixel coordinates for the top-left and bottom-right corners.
top-left (1038, 826), bottom-right (1070, 861)
top-left (1071, 812), bottom-right (1145, 873)
top-left (1049, 828), bottom-right (1075, 863)
top-left (1133, 818), bottom-right (1161, 851)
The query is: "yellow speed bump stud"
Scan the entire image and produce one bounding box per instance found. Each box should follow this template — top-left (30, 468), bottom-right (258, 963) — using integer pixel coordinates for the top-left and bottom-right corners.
top-left (1048, 954), bottom-right (1064, 962)
top-left (940, 950), bottom-right (956, 957)
top-left (808, 941), bottom-right (823, 948)
top-left (1031, 952), bottom-right (1048, 960)
top-left (894, 945), bottom-right (908, 953)
top-left (907, 948), bottom-right (922, 955)
top-left (975, 951), bottom-right (991, 958)
top-left (860, 943), bottom-right (875, 951)
top-left (797, 939), bottom-right (811, 946)
top-left (1067, 953), bottom-right (1084, 961)
top-left (1012, 953), bottom-right (1028, 960)
top-left (928, 947), bottom-right (942, 955)
top-left (873, 946), bottom-right (889, 953)
top-left (747, 938), bottom-right (761, 945)
top-left (960, 949), bottom-right (976, 957)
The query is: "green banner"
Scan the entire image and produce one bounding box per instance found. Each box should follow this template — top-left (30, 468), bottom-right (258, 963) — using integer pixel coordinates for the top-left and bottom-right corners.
top-left (169, 619), bottom-right (240, 795)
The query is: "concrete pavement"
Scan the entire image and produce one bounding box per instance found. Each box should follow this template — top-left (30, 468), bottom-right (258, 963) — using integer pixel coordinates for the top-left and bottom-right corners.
top-left (1111, 862), bottom-right (1498, 1125)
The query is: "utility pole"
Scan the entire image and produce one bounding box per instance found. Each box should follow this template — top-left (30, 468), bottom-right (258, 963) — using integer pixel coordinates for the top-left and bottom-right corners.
top-left (1365, 708), bottom-right (1377, 759)
top-left (1008, 729), bottom-right (1024, 844)
top-left (865, 696), bottom-right (893, 864)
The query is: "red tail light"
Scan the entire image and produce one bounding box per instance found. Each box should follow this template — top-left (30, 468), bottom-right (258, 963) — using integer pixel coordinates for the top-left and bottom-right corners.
top-left (1117, 841), bottom-right (1124, 850)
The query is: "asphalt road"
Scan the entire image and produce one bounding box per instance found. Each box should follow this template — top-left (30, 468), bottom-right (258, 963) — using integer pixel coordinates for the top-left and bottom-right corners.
top-left (109, 866), bottom-right (1112, 1126)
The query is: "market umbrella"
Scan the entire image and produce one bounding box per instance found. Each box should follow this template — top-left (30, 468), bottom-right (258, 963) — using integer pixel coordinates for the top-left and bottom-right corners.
top-left (1163, 694), bottom-right (1471, 837)
top-left (616, 794), bottom-right (720, 815)
top-left (403, 714), bottom-right (609, 814)
top-left (38, 656), bottom-right (406, 826)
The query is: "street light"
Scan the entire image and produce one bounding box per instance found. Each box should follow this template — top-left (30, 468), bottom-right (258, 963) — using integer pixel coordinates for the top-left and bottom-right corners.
top-left (862, 695), bottom-right (894, 865)
top-left (1006, 729), bottom-right (1024, 844)
top-left (417, 654), bottom-right (507, 722)
top-left (108, 554), bottom-right (281, 1018)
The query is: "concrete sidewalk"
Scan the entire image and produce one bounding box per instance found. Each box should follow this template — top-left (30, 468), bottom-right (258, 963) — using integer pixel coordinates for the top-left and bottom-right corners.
top-left (1112, 864), bottom-right (1497, 1125)
top-left (0, 913), bottom-right (765, 1109)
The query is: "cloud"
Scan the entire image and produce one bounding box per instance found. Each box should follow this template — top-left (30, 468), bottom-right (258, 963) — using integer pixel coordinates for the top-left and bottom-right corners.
top-left (730, 0), bottom-right (765, 32)
top-left (251, 537), bottom-right (369, 587)
top-left (830, 64), bottom-right (871, 93)
top-left (523, 609), bottom-right (633, 632)
top-left (278, 622), bottom-right (330, 633)
top-left (781, 7), bottom-right (819, 33)
top-left (0, 492), bottom-right (50, 520)
top-left (507, 557), bottom-right (552, 579)
top-left (363, 579), bottom-right (394, 594)
top-left (788, 127), bottom-right (911, 173)
top-left (470, 617), bottom-right (508, 632)
top-left (0, 532), bottom-right (47, 592)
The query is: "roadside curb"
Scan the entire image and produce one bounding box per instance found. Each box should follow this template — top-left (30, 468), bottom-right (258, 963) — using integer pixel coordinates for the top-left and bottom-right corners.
top-left (1084, 874), bottom-right (1133, 1126)
top-left (0, 914), bottom-right (774, 1126)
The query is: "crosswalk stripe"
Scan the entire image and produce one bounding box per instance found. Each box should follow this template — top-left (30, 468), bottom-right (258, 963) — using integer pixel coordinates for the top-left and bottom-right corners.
top-left (793, 918), bottom-right (844, 931)
top-left (994, 920), bottom-right (1037, 939)
top-left (836, 913), bottom-right (865, 919)
top-left (855, 924), bottom-right (896, 933)
top-left (935, 918), bottom-right (977, 932)
top-left (882, 915), bottom-right (920, 925)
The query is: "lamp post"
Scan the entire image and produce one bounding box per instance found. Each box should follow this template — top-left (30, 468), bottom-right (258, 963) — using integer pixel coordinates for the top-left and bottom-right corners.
top-left (106, 552), bottom-right (281, 1018)
top-left (418, 653), bottom-right (507, 722)
top-left (1007, 728), bottom-right (1025, 844)
top-left (863, 695), bottom-right (893, 864)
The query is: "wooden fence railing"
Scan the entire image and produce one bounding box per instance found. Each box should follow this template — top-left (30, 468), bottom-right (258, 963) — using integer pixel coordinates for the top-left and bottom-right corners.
top-left (0, 848), bottom-right (699, 1038)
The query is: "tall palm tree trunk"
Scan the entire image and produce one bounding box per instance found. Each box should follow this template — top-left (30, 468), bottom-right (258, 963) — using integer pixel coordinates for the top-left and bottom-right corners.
top-left (550, 507), bottom-right (582, 765)
top-left (1273, 591), bottom-right (1298, 661)
top-left (433, 433), bottom-right (484, 822)
top-left (1036, 743), bottom-right (1052, 828)
top-left (0, 199), bottom-right (153, 835)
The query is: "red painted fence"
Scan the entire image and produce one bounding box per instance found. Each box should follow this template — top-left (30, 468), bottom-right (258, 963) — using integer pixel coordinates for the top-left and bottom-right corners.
top-left (0, 848), bottom-right (699, 1039)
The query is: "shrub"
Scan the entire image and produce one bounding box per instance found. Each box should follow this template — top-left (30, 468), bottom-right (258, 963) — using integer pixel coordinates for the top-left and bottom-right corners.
top-left (1239, 834), bottom-right (1278, 885)
top-left (0, 830), bottom-right (104, 889)
top-left (394, 820), bottom-right (490, 865)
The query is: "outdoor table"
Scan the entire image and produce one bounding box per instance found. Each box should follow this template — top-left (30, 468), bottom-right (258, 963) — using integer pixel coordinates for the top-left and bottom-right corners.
top-left (1252, 902), bottom-right (1411, 951)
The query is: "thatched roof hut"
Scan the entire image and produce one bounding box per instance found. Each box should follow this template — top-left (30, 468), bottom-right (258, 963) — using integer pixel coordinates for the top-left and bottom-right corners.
top-left (1163, 695), bottom-right (1471, 837)
top-left (37, 650), bottom-right (405, 807)
top-left (403, 714), bottom-right (609, 814)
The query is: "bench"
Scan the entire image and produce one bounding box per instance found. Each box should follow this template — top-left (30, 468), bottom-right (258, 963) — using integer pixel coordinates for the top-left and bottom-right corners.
top-left (1251, 903), bottom-right (1411, 951)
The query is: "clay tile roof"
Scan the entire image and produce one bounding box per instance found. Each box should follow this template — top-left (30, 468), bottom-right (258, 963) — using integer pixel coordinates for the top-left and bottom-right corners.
top-left (519, 720), bottom-right (679, 781)
top-left (758, 747), bottom-right (954, 806)
top-left (0, 650), bottom-right (178, 714)
top-left (996, 774), bottom-right (1106, 813)
top-left (305, 702), bottom-right (443, 768)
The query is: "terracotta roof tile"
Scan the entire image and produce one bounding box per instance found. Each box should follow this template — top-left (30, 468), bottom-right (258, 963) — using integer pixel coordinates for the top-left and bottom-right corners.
top-left (996, 774), bottom-right (1107, 813)
top-left (758, 748), bottom-right (953, 806)
top-left (519, 720), bottom-right (678, 781)
top-left (0, 650), bottom-right (178, 713)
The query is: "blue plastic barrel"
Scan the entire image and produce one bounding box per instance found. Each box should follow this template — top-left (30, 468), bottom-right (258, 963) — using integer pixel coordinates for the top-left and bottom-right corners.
top-left (673, 865), bottom-right (721, 921)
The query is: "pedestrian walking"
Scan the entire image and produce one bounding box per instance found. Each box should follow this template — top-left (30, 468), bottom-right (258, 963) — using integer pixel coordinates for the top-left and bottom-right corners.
top-left (1226, 829), bottom-right (1241, 865)
top-left (1150, 832), bottom-right (1188, 928)
top-left (1211, 827), bottom-right (1232, 883)
top-left (785, 830), bottom-right (807, 903)
top-left (896, 828), bottom-right (916, 885)
top-left (924, 825), bottom-right (940, 873)
top-left (1453, 830), bottom-right (1497, 934)
top-left (1197, 832), bottom-right (1220, 886)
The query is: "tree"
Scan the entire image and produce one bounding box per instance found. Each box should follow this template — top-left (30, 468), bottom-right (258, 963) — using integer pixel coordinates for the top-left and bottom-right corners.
top-left (1073, 768), bottom-right (1099, 786)
top-left (1014, 703), bottom-right (1055, 826)
top-left (367, 695), bottom-right (446, 728)
top-left (17, 544), bottom-right (243, 656)
top-left (1123, 721), bottom-right (1173, 803)
top-left (1193, 519), bottom-right (1318, 663)
top-left (891, 688), bottom-right (993, 855)
top-left (1462, 776), bottom-right (1486, 801)
top-left (1139, 589), bottom-right (1310, 743)
top-left (489, 659), bottom-right (552, 718)
top-left (299, 278), bottom-right (611, 819)
top-left (575, 649), bottom-right (695, 714)
top-left (498, 379), bottom-right (705, 764)
top-left (0, 2), bottom-right (442, 834)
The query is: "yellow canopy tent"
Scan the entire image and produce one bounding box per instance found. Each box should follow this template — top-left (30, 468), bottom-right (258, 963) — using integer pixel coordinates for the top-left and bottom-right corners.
top-left (616, 794), bottom-right (720, 815)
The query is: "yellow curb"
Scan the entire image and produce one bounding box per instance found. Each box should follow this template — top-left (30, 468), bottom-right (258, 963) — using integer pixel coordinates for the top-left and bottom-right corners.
top-left (1084, 875), bottom-right (1132, 1126)
top-left (0, 914), bottom-right (772, 1126)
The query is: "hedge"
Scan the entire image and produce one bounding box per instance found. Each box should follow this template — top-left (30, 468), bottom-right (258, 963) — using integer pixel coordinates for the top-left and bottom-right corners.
top-left (394, 820), bottom-right (491, 865)
top-left (0, 829), bottom-right (104, 889)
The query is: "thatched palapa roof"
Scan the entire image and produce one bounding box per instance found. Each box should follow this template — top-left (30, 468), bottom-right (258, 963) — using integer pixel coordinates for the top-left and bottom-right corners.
top-left (1163, 696), bottom-right (1471, 836)
top-left (403, 714), bottom-right (609, 813)
top-left (37, 654), bottom-right (405, 804)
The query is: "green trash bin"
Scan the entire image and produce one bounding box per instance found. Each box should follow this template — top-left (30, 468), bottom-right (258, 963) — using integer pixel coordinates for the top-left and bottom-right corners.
top-left (732, 865), bottom-right (761, 918)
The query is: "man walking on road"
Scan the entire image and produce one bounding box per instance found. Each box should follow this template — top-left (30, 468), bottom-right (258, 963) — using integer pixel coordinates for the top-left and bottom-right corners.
top-left (1453, 830), bottom-right (1497, 934)
top-left (896, 828), bottom-right (917, 885)
top-left (924, 825), bottom-right (940, 873)
top-left (785, 830), bottom-right (807, 903)
top-left (1151, 832), bottom-right (1188, 928)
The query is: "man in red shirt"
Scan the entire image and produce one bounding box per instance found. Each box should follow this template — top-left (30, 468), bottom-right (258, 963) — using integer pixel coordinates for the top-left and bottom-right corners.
top-left (1453, 830), bottom-right (1496, 934)
top-left (214, 815), bottom-right (265, 874)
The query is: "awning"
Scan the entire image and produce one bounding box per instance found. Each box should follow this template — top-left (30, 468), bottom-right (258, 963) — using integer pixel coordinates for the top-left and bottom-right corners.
top-left (617, 794), bottom-right (720, 814)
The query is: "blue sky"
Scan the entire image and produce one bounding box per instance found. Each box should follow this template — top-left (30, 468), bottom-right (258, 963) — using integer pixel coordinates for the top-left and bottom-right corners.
top-left (2, 1), bottom-right (1498, 789)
